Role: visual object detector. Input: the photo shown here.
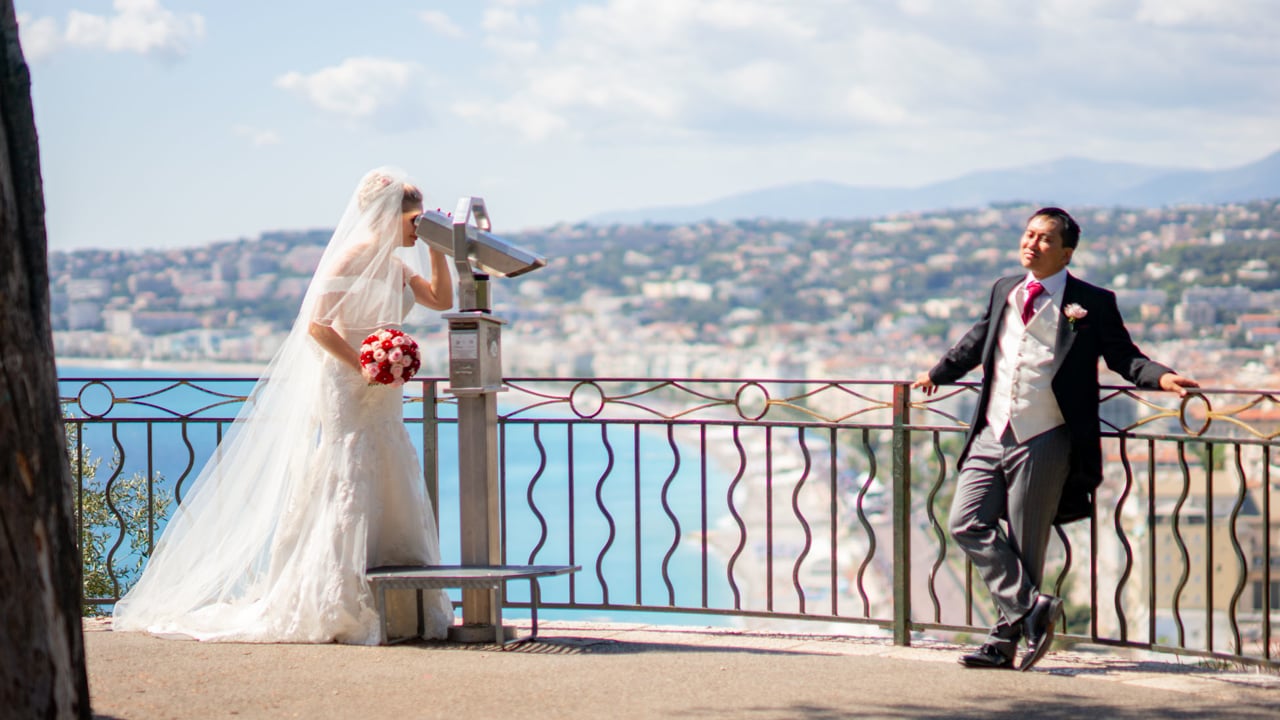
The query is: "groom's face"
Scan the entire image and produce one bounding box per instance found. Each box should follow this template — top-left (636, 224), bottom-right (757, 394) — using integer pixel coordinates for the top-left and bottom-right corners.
top-left (1019, 215), bottom-right (1074, 278)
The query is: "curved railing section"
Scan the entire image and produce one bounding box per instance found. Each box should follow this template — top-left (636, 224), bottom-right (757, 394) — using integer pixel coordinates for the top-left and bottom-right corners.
top-left (60, 375), bottom-right (1278, 668)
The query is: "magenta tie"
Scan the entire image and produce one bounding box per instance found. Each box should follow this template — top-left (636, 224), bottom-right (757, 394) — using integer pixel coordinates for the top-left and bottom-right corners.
top-left (1021, 280), bottom-right (1044, 324)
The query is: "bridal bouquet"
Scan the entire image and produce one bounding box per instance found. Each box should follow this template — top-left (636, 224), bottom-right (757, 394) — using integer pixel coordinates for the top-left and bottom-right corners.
top-left (359, 329), bottom-right (422, 386)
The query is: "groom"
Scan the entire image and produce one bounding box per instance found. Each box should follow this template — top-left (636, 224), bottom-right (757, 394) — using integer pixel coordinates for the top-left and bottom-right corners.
top-left (912, 207), bottom-right (1198, 671)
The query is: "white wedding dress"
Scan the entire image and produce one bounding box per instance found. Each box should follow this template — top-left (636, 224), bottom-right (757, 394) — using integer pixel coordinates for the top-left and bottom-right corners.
top-left (114, 168), bottom-right (454, 645)
top-left (113, 306), bottom-right (454, 644)
top-left (265, 290), bottom-right (455, 644)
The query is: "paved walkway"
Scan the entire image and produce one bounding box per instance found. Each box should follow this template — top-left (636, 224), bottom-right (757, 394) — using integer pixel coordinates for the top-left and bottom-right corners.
top-left (84, 619), bottom-right (1279, 719)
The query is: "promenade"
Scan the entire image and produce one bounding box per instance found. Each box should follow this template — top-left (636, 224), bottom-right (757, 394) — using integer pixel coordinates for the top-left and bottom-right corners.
top-left (85, 618), bottom-right (1279, 719)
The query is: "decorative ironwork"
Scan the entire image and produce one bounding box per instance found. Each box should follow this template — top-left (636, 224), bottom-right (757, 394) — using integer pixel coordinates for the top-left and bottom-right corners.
top-left (60, 375), bottom-right (1279, 668)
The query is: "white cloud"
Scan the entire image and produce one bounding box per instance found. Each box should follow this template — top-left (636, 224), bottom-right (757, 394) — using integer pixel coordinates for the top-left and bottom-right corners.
top-left (480, 7), bottom-right (542, 57)
top-left (453, 98), bottom-right (568, 141)
top-left (464, 2), bottom-right (921, 141)
top-left (419, 10), bottom-right (464, 38)
top-left (457, 0), bottom-right (1280, 153)
top-left (275, 58), bottom-right (431, 131)
top-left (1135, 0), bottom-right (1246, 28)
top-left (233, 125), bottom-right (281, 147)
top-left (61, 0), bottom-right (205, 60)
top-left (842, 87), bottom-right (912, 128)
top-left (16, 14), bottom-right (63, 62)
top-left (481, 8), bottom-right (540, 35)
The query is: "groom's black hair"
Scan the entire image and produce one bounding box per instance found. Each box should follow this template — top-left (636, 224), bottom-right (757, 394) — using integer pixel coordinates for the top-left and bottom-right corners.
top-left (1031, 207), bottom-right (1080, 249)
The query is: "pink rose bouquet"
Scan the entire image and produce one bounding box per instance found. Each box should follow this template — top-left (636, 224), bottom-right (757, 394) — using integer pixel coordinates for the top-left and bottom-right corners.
top-left (359, 329), bottom-right (421, 386)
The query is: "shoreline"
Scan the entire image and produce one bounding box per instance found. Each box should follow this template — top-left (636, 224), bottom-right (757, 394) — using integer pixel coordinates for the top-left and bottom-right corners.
top-left (57, 356), bottom-right (270, 377)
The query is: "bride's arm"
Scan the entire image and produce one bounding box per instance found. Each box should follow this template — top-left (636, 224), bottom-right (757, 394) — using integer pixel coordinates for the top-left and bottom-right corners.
top-left (308, 322), bottom-right (362, 373)
top-left (306, 246), bottom-right (368, 373)
top-left (407, 248), bottom-right (453, 311)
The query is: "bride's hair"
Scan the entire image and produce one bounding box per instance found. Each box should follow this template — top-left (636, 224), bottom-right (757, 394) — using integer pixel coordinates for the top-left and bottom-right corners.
top-left (358, 172), bottom-right (425, 214)
top-left (402, 184), bottom-right (423, 212)
top-left (357, 171), bottom-right (394, 212)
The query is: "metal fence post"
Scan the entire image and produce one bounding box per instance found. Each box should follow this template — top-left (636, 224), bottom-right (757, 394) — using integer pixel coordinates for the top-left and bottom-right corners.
top-left (422, 379), bottom-right (440, 531)
top-left (892, 382), bottom-right (912, 646)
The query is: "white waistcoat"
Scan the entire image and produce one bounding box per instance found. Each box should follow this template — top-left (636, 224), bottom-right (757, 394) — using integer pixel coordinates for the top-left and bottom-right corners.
top-left (984, 287), bottom-right (1065, 442)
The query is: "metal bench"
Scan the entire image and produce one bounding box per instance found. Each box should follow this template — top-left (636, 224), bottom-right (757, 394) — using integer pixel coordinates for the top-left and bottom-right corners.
top-left (367, 564), bottom-right (580, 647)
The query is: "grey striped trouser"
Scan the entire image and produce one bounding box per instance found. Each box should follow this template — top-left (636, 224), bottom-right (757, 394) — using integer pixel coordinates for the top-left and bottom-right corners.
top-left (948, 423), bottom-right (1071, 657)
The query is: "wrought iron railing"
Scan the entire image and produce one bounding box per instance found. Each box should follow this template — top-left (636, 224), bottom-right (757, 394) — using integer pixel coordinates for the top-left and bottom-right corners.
top-left (60, 375), bottom-right (1278, 668)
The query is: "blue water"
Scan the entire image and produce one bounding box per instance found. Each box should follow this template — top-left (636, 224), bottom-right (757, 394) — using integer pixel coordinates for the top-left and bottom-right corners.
top-left (60, 364), bottom-right (736, 626)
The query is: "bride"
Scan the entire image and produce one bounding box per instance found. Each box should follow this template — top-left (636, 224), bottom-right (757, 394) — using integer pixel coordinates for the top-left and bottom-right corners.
top-left (113, 167), bottom-right (455, 644)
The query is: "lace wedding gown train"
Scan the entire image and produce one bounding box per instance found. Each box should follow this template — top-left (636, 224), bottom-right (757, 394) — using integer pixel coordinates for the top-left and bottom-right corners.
top-left (113, 339), bottom-right (454, 645)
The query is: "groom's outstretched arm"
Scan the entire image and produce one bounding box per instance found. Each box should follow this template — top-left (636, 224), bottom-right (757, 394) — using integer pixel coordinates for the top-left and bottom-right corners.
top-left (913, 281), bottom-right (999, 395)
top-left (1092, 288), bottom-right (1199, 395)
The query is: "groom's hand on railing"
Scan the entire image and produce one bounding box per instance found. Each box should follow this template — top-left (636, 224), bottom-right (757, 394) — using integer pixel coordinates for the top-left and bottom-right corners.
top-left (1158, 372), bottom-right (1200, 397)
top-left (912, 372), bottom-right (938, 396)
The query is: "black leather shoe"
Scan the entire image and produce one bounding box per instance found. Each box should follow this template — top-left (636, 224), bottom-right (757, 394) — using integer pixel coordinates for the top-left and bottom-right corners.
top-left (1019, 594), bottom-right (1064, 672)
top-left (958, 643), bottom-right (1013, 669)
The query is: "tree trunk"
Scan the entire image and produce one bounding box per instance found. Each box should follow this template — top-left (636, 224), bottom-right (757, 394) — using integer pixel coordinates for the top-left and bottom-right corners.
top-left (0, 3), bottom-right (92, 718)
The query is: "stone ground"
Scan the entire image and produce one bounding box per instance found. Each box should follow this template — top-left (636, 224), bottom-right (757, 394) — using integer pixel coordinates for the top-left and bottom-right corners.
top-left (84, 618), bottom-right (1280, 719)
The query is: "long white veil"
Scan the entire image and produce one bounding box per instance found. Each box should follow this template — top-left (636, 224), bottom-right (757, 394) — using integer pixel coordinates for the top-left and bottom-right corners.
top-left (113, 167), bottom-right (443, 641)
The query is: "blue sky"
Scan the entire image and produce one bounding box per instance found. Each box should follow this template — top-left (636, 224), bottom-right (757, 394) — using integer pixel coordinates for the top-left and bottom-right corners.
top-left (16, 0), bottom-right (1280, 251)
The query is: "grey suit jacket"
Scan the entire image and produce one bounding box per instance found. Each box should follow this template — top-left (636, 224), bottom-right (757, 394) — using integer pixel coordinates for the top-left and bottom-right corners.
top-left (928, 273), bottom-right (1173, 523)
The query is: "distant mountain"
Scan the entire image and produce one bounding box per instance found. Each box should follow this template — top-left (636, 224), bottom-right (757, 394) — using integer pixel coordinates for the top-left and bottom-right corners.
top-left (1119, 150), bottom-right (1280, 205)
top-left (588, 150), bottom-right (1280, 225)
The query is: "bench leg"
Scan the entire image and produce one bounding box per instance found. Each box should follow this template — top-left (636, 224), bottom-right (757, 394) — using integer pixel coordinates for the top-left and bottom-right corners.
top-left (497, 578), bottom-right (542, 649)
top-left (529, 578), bottom-right (541, 641)
top-left (491, 583), bottom-right (503, 646)
top-left (374, 584), bottom-right (389, 645)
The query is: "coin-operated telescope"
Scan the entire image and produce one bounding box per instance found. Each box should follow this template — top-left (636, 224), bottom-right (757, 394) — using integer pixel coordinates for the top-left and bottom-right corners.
top-left (415, 197), bottom-right (545, 311)
top-left (414, 197), bottom-right (546, 642)
top-left (414, 196), bottom-right (545, 393)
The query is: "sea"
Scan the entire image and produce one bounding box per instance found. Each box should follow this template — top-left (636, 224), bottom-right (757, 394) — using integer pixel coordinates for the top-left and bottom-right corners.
top-left (59, 361), bottom-right (736, 627)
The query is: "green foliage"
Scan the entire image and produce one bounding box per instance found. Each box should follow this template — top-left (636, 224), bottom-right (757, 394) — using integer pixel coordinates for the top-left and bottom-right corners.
top-left (1167, 243), bottom-right (1280, 290)
top-left (916, 319), bottom-right (953, 342)
top-left (66, 422), bottom-right (172, 615)
top-left (1061, 598), bottom-right (1092, 640)
top-left (1052, 572), bottom-right (1092, 643)
top-left (658, 297), bottom-right (725, 326)
top-left (1187, 440), bottom-right (1227, 471)
top-left (918, 433), bottom-right (965, 508)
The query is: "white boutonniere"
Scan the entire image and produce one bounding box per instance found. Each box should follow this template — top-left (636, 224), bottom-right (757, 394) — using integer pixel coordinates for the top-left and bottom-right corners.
top-left (1064, 303), bottom-right (1087, 328)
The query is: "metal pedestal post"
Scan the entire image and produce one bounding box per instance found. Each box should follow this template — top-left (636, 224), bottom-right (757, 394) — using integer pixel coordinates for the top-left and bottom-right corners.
top-left (447, 391), bottom-right (510, 642)
top-left (427, 196), bottom-right (546, 644)
top-left (444, 309), bottom-right (510, 642)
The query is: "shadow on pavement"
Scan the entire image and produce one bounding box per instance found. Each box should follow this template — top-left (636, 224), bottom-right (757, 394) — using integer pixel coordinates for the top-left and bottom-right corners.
top-left (680, 698), bottom-right (1279, 720)
top-left (401, 635), bottom-right (835, 656)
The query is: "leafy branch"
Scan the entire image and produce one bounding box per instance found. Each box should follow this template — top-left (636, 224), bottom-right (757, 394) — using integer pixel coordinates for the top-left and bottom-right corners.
top-left (65, 420), bottom-right (172, 615)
